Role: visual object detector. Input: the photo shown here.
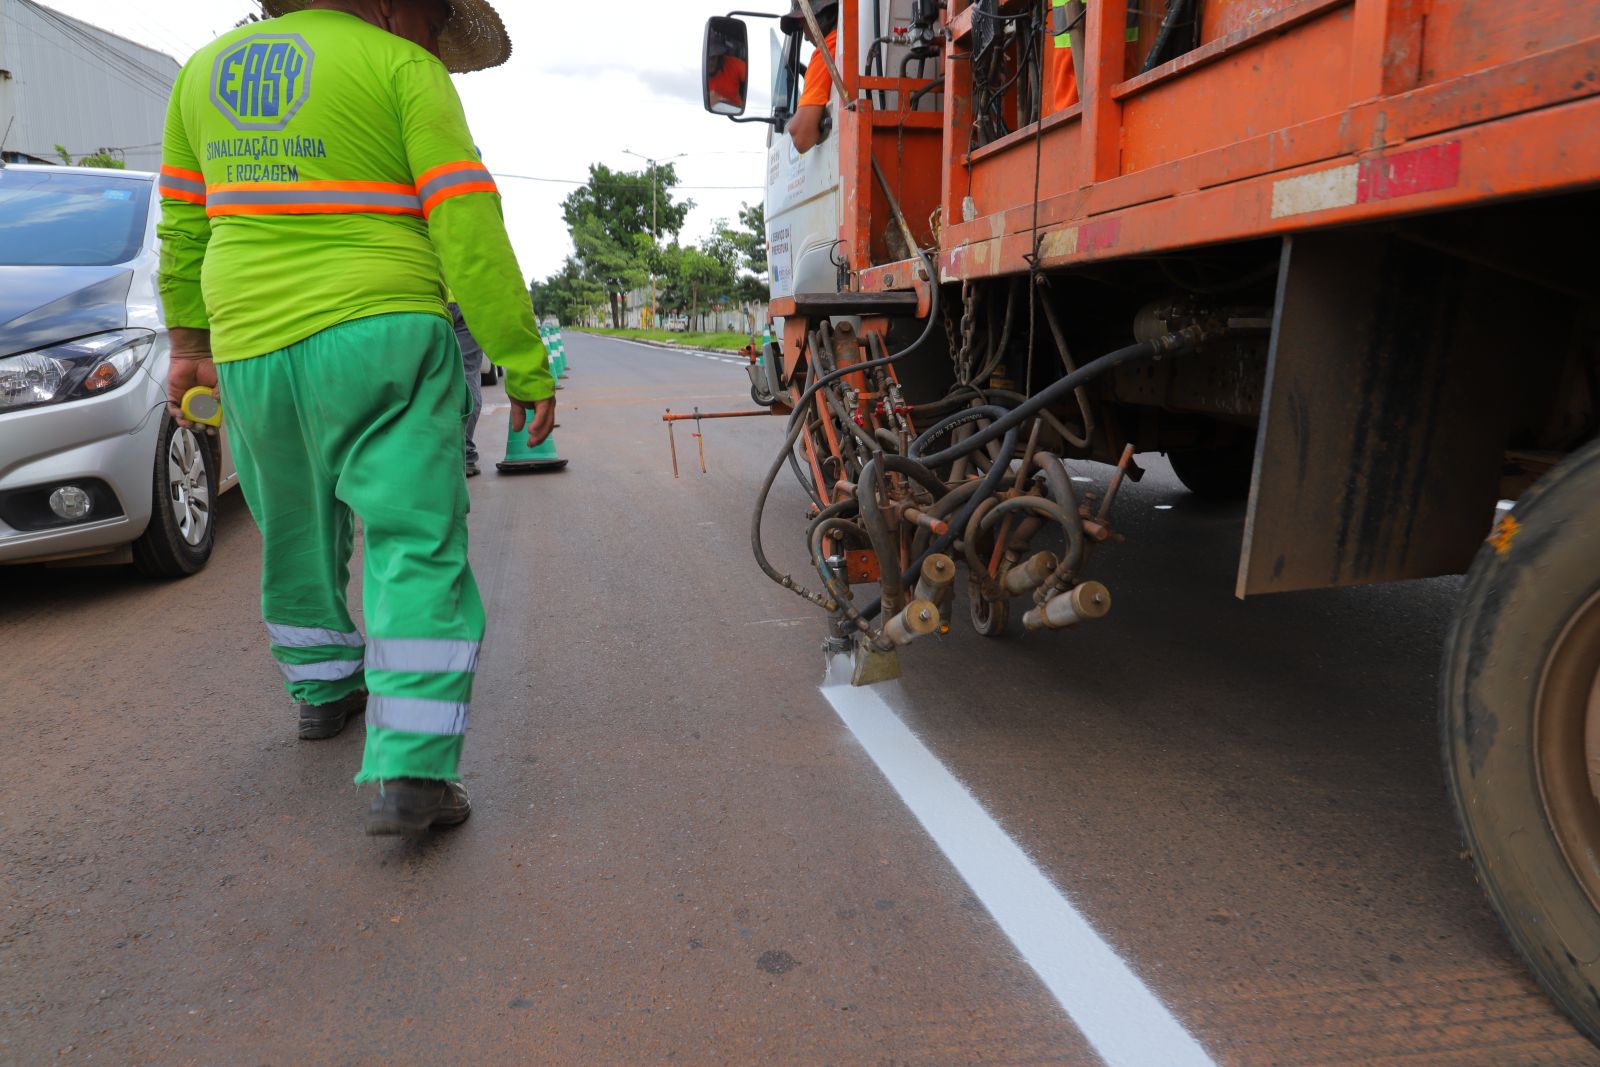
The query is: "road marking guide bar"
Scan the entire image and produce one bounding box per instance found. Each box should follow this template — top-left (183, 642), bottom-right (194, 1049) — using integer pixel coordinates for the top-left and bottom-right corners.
top-left (821, 660), bottom-right (1216, 1067)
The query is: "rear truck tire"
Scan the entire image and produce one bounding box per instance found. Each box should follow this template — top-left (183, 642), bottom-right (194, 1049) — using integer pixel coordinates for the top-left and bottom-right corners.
top-left (1166, 441), bottom-right (1255, 500)
top-left (132, 415), bottom-right (216, 579)
top-left (1442, 435), bottom-right (1600, 1046)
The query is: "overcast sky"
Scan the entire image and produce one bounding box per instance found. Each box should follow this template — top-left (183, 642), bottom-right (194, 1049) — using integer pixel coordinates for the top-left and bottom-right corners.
top-left (44, 0), bottom-right (777, 282)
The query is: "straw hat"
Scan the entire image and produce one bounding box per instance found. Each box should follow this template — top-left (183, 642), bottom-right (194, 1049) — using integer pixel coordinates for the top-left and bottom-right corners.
top-left (259, 0), bottom-right (512, 73)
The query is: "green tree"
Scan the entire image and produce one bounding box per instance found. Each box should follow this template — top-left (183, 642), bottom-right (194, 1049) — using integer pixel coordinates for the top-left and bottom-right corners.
top-left (560, 163), bottom-right (694, 328)
top-left (706, 202), bottom-right (768, 330)
top-left (55, 144), bottom-right (125, 169)
top-left (660, 243), bottom-right (735, 332)
top-left (732, 202), bottom-right (767, 277)
top-left (560, 162), bottom-right (692, 247)
top-left (531, 256), bottom-right (607, 326)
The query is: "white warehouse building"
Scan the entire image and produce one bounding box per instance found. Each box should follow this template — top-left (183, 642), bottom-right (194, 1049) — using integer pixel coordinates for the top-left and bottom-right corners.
top-left (0, 0), bottom-right (178, 171)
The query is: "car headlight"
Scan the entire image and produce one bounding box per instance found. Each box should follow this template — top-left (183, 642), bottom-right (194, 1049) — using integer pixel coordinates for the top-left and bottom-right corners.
top-left (0, 329), bottom-right (156, 412)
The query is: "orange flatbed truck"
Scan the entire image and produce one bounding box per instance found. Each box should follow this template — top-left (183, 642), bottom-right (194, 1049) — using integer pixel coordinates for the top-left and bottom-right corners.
top-left (702, 0), bottom-right (1600, 1038)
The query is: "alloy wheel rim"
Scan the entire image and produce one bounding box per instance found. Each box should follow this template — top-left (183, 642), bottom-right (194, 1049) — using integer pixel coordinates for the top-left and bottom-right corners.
top-left (166, 427), bottom-right (211, 547)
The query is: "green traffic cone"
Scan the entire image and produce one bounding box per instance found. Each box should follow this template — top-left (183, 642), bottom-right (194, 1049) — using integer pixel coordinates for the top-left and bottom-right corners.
top-left (542, 324), bottom-right (565, 388)
top-left (496, 406), bottom-right (568, 474)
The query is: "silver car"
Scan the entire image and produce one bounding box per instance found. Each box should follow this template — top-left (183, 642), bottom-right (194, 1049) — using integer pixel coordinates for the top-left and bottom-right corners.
top-left (0, 164), bottom-right (237, 577)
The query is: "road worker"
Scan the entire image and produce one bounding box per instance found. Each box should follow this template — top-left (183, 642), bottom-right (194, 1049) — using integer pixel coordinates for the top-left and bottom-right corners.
top-left (158, 0), bottom-right (555, 835)
top-left (784, 0), bottom-right (839, 154)
top-left (449, 300), bottom-right (487, 477)
top-left (705, 39), bottom-right (749, 113)
top-left (1047, 0), bottom-right (1080, 111)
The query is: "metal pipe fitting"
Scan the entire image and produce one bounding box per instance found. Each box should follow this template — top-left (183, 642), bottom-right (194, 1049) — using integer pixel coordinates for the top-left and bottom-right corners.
top-left (904, 506), bottom-right (950, 537)
top-left (882, 598), bottom-right (941, 646)
top-left (1022, 581), bottom-right (1111, 632)
top-left (1003, 551), bottom-right (1060, 596)
top-left (914, 553), bottom-right (956, 602)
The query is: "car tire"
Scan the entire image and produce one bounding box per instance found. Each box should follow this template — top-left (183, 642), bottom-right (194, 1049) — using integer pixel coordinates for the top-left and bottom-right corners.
top-left (1441, 436), bottom-right (1600, 1046)
top-left (480, 364), bottom-right (499, 388)
top-left (132, 415), bottom-right (216, 579)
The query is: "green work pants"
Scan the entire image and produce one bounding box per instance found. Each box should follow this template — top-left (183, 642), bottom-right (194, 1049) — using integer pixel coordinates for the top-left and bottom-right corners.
top-left (217, 312), bottom-right (483, 783)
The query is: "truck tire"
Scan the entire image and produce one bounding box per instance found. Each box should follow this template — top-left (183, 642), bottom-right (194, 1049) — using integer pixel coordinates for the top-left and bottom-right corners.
top-left (132, 415), bottom-right (216, 579)
top-left (1166, 442), bottom-right (1254, 500)
top-left (1442, 436), bottom-right (1600, 1046)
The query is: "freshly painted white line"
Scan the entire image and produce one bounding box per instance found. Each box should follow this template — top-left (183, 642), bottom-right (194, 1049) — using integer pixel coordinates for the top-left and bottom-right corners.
top-left (820, 660), bottom-right (1216, 1067)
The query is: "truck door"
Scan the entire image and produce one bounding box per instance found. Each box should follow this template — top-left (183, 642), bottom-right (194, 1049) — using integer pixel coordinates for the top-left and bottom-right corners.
top-left (766, 26), bottom-right (842, 303)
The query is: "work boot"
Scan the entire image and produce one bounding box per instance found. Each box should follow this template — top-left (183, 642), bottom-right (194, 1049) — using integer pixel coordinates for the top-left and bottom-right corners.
top-left (365, 778), bottom-right (472, 836)
top-left (297, 689), bottom-right (366, 740)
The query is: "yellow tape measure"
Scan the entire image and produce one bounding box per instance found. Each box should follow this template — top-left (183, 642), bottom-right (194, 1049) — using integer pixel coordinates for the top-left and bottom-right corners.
top-left (180, 386), bottom-right (223, 427)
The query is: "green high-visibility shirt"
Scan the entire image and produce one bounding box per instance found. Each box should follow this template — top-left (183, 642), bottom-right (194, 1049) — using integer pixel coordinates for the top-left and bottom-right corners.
top-left (157, 9), bottom-right (552, 402)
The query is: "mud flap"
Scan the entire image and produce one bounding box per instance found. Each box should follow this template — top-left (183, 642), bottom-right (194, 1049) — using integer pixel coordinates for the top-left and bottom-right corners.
top-left (1237, 231), bottom-right (1515, 596)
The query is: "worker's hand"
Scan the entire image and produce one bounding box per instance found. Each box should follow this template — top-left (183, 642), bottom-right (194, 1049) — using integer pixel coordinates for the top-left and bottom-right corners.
top-left (511, 394), bottom-right (557, 447)
top-left (166, 327), bottom-right (219, 432)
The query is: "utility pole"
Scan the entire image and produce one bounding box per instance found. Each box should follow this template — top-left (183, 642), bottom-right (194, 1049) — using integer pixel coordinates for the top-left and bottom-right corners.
top-left (623, 149), bottom-right (686, 330)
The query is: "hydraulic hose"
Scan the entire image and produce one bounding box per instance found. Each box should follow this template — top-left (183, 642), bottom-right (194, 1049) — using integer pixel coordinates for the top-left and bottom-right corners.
top-left (962, 496), bottom-right (1003, 578)
top-left (853, 452), bottom-right (949, 616)
top-left (982, 388), bottom-right (1087, 451)
top-left (977, 495), bottom-right (1080, 547)
top-left (910, 478), bottom-right (983, 558)
top-left (751, 251), bottom-right (941, 610)
top-left (1032, 451), bottom-right (1085, 578)
top-left (856, 421), bottom-right (1020, 622)
top-left (806, 495), bottom-right (860, 538)
top-left (751, 412), bottom-right (839, 611)
top-left (828, 390), bottom-right (881, 452)
top-left (873, 453), bottom-right (947, 500)
top-left (856, 459), bottom-right (906, 615)
top-left (810, 517), bottom-right (867, 595)
top-left (910, 325), bottom-right (1211, 468)
top-left (911, 404), bottom-right (1010, 465)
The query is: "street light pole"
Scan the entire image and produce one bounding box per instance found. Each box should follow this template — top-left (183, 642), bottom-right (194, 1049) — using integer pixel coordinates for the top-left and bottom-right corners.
top-left (623, 149), bottom-right (686, 331)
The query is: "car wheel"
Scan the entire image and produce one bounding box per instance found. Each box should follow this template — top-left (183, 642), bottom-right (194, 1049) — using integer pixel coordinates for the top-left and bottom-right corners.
top-left (480, 364), bottom-right (499, 388)
top-left (132, 415), bottom-right (216, 578)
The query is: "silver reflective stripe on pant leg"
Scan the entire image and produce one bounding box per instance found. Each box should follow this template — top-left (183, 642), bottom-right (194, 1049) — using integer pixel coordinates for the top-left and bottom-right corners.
top-left (368, 696), bottom-right (469, 735)
top-left (365, 638), bottom-right (481, 674)
top-left (266, 622), bottom-right (364, 648)
top-left (279, 658), bottom-right (365, 683)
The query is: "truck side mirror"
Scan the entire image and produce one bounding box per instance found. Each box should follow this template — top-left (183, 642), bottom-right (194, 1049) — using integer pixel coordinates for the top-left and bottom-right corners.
top-left (703, 17), bottom-right (751, 116)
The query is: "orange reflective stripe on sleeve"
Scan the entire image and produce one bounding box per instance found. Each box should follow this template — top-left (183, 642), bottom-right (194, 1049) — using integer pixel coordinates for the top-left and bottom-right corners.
top-left (416, 160), bottom-right (498, 218)
top-left (159, 165), bottom-right (207, 205)
top-left (205, 179), bottom-right (423, 218)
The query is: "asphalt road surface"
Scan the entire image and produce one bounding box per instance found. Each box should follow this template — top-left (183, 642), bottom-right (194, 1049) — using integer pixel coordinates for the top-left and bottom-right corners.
top-left (4, 330), bottom-right (1597, 1065)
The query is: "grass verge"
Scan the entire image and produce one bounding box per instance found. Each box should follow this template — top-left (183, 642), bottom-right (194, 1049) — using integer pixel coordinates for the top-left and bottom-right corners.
top-left (577, 327), bottom-right (753, 352)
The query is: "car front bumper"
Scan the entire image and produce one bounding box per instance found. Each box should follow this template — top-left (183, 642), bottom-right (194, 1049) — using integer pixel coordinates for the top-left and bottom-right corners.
top-left (0, 366), bottom-right (165, 564)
